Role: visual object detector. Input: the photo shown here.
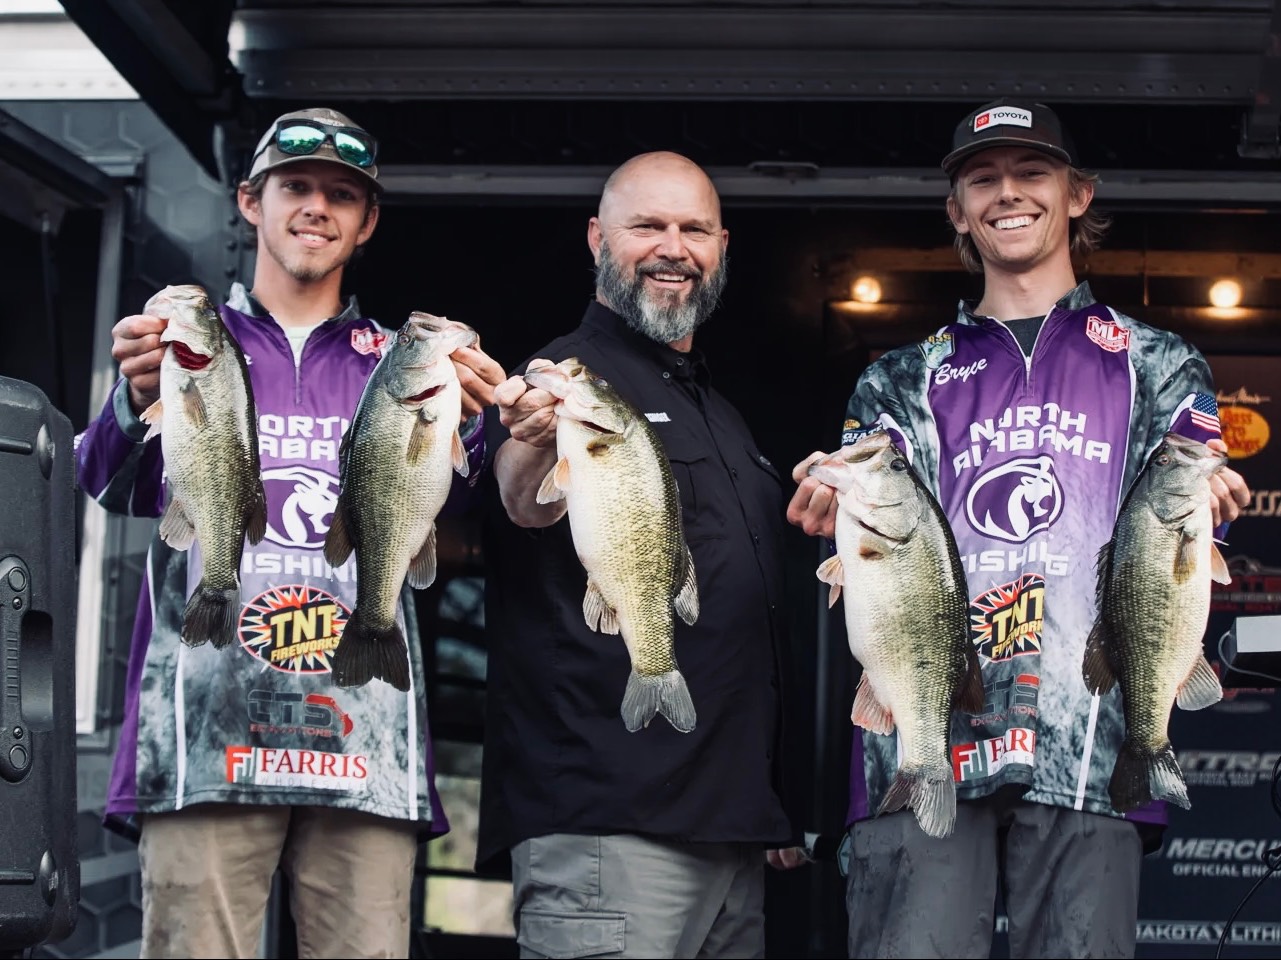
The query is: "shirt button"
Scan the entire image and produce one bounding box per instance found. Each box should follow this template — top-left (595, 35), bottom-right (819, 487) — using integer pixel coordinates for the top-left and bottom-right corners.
top-left (731, 468), bottom-right (738, 478)
top-left (662, 372), bottom-right (671, 380)
top-left (676, 358), bottom-right (685, 366)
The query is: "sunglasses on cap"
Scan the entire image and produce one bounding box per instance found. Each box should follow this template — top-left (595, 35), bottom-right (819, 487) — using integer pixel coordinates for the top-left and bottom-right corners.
top-left (261, 118), bottom-right (378, 169)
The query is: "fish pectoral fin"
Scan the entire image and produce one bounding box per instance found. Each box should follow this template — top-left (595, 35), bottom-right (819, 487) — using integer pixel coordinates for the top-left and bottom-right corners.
top-left (139, 399), bottom-right (164, 441)
top-left (1081, 621), bottom-right (1118, 695)
top-left (674, 545), bottom-right (699, 625)
top-left (246, 482), bottom-right (268, 546)
top-left (180, 380), bottom-right (209, 429)
top-left (1210, 543), bottom-right (1231, 585)
top-left (406, 415), bottom-right (433, 465)
top-left (451, 429), bottom-right (469, 478)
top-left (536, 457), bottom-right (570, 504)
top-left (323, 498), bottom-right (354, 566)
top-left (816, 554), bottom-right (844, 607)
top-left (1176, 653), bottom-right (1223, 711)
top-left (582, 579), bottom-right (620, 635)
top-left (407, 524), bottom-right (438, 589)
top-left (1173, 530), bottom-right (1206, 582)
top-left (158, 497), bottom-right (196, 551)
top-left (850, 674), bottom-right (894, 735)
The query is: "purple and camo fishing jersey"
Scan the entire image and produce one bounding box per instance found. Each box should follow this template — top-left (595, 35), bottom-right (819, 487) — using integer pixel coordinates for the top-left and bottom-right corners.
top-left (842, 282), bottom-right (1223, 826)
top-left (76, 284), bottom-right (482, 835)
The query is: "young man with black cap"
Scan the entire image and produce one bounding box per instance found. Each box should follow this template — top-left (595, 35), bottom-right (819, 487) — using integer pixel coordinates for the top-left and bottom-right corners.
top-left (76, 107), bottom-right (505, 957)
top-left (787, 99), bottom-right (1250, 958)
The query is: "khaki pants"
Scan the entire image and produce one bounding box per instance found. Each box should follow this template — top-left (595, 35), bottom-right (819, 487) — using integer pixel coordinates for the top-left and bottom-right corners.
top-left (138, 804), bottom-right (420, 959)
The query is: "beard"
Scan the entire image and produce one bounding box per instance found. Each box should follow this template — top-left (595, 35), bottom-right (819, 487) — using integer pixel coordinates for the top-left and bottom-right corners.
top-left (595, 240), bottom-right (728, 344)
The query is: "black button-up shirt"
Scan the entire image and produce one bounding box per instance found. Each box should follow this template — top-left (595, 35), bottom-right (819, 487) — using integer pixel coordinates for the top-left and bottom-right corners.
top-left (477, 301), bottom-right (794, 872)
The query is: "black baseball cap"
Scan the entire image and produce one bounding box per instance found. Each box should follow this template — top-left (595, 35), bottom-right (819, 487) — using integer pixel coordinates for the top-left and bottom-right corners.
top-left (942, 99), bottom-right (1078, 178)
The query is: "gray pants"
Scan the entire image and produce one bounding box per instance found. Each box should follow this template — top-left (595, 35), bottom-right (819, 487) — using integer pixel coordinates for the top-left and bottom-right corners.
top-left (846, 796), bottom-right (1142, 959)
top-left (511, 833), bottom-right (765, 959)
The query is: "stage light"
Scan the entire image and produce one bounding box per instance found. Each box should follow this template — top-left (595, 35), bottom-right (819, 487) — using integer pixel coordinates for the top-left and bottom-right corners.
top-left (851, 275), bottom-right (882, 304)
top-left (1209, 279), bottom-right (1242, 309)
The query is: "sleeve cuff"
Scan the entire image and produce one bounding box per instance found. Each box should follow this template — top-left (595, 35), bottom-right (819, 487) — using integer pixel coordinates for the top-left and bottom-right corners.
top-left (112, 380), bottom-right (152, 443)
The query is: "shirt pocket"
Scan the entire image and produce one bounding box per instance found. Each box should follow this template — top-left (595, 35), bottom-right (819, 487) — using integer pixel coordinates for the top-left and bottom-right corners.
top-left (656, 430), bottom-right (724, 541)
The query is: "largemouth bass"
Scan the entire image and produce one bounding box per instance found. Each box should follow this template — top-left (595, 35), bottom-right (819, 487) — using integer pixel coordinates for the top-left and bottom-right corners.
top-left (324, 313), bottom-right (477, 691)
top-left (810, 429), bottom-right (983, 838)
top-left (525, 357), bottom-right (699, 733)
top-left (140, 284), bottom-right (267, 649)
top-left (1083, 431), bottom-right (1231, 812)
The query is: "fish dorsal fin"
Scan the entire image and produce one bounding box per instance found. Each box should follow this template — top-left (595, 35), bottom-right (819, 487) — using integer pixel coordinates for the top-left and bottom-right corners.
top-left (246, 482), bottom-right (268, 546)
top-left (816, 554), bottom-right (844, 607)
top-left (1210, 543), bottom-right (1231, 585)
top-left (536, 457), bottom-right (570, 504)
top-left (140, 399), bottom-right (164, 441)
top-left (955, 647), bottom-right (986, 714)
top-left (1081, 620), bottom-right (1118, 695)
top-left (673, 545), bottom-right (699, 625)
top-left (407, 523), bottom-right (437, 589)
top-left (851, 674), bottom-right (894, 735)
top-left (452, 430), bottom-right (469, 477)
top-left (158, 497), bottom-right (195, 551)
top-left (324, 498), bottom-right (354, 566)
top-left (1176, 653), bottom-right (1223, 711)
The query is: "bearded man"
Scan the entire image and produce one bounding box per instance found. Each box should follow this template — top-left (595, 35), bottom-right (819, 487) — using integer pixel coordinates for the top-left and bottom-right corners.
top-left (477, 151), bottom-right (801, 959)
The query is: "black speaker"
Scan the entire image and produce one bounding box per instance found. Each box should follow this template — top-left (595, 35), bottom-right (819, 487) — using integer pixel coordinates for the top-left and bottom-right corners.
top-left (0, 377), bottom-right (79, 952)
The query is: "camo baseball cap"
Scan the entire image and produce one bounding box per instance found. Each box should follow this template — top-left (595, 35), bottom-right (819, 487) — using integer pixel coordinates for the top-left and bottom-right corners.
top-left (248, 107), bottom-right (382, 194)
top-left (942, 99), bottom-right (1077, 178)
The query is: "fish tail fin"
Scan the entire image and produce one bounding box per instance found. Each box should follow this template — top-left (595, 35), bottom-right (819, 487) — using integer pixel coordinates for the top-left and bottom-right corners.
top-left (182, 584), bottom-right (240, 649)
top-left (877, 765), bottom-right (957, 839)
top-left (1109, 739), bottom-right (1189, 812)
top-left (621, 669), bottom-right (696, 733)
top-left (331, 613), bottom-right (411, 692)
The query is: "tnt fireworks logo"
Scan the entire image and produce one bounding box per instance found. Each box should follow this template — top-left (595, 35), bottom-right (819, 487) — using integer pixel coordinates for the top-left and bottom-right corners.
top-left (970, 574), bottom-right (1045, 662)
top-left (239, 584), bottom-right (349, 674)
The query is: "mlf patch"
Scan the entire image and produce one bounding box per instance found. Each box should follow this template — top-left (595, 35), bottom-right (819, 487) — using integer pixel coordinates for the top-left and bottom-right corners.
top-left (351, 327), bottom-right (388, 357)
top-left (1085, 315), bottom-right (1131, 353)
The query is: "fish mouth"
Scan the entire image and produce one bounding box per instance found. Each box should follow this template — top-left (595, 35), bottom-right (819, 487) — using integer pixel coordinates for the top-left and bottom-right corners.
top-left (400, 384), bottom-right (446, 404)
top-left (169, 339), bottom-right (212, 371)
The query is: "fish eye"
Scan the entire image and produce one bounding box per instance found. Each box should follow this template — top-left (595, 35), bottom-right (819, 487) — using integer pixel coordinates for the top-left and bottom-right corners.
top-left (1155, 453), bottom-right (1171, 465)
top-left (890, 458), bottom-right (908, 472)
top-left (397, 331), bottom-right (411, 345)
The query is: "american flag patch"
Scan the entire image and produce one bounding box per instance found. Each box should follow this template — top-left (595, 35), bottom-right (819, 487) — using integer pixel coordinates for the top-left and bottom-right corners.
top-left (1190, 392), bottom-right (1222, 435)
